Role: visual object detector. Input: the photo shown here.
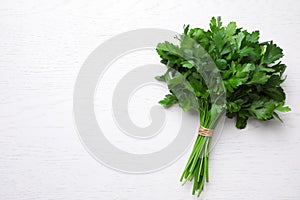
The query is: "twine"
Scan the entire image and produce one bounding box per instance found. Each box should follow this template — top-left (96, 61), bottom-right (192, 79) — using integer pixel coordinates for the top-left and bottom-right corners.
top-left (198, 126), bottom-right (214, 137)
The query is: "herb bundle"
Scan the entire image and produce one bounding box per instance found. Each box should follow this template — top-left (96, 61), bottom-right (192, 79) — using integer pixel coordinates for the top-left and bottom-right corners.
top-left (155, 17), bottom-right (290, 197)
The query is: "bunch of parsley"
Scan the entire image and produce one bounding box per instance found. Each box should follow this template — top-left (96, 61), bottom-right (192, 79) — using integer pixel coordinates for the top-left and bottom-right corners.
top-left (155, 17), bottom-right (290, 197)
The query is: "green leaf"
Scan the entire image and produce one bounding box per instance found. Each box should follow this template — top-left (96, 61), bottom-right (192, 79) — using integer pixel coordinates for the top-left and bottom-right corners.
top-left (272, 62), bottom-right (286, 76)
top-left (262, 41), bottom-right (283, 64)
top-left (264, 87), bottom-right (285, 102)
top-left (246, 30), bottom-right (260, 43)
top-left (209, 16), bottom-right (222, 32)
top-left (227, 99), bottom-right (244, 113)
top-left (235, 32), bottom-right (245, 50)
top-left (236, 113), bottom-right (248, 129)
top-left (156, 41), bottom-right (182, 56)
top-left (235, 63), bottom-right (255, 79)
top-left (238, 46), bottom-right (255, 58)
top-left (265, 75), bottom-right (284, 87)
top-left (276, 103), bottom-right (291, 112)
top-left (188, 76), bottom-right (209, 98)
top-left (212, 29), bottom-right (227, 53)
top-left (159, 94), bottom-right (178, 108)
top-left (182, 60), bottom-right (195, 69)
top-left (248, 71), bottom-right (271, 85)
top-left (183, 24), bottom-right (190, 34)
top-left (155, 74), bottom-right (165, 81)
top-left (248, 99), bottom-right (276, 120)
top-left (224, 76), bottom-right (242, 92)
top-left (226, 22), bottom-right (237, 37)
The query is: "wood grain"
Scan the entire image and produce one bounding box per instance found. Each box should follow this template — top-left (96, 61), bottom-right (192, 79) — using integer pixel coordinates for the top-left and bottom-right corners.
top-left (0, 0), bottom-right (299, 199)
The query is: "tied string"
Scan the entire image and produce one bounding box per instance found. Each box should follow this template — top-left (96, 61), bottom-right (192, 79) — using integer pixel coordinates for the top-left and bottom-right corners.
top-left (198, 126), bottom-right (214, 137)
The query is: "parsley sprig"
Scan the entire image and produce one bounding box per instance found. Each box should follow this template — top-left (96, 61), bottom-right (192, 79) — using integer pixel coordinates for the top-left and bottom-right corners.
top-left (156, 16), bottom-right (290, 197)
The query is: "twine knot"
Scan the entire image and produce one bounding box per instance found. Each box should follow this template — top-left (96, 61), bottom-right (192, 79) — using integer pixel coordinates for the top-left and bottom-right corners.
top-left (198, 126), bottom-right (214, 137)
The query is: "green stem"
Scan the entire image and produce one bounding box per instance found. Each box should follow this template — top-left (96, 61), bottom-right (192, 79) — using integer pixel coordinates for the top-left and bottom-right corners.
top-left (180, 98), bottom-right (222, 197)
top-left (180, 135), bottom-right (212, 197)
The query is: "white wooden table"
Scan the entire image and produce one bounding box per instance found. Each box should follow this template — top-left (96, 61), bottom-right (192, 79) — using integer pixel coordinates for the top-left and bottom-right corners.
top-left (1, 0), bottom-right (299, 199)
